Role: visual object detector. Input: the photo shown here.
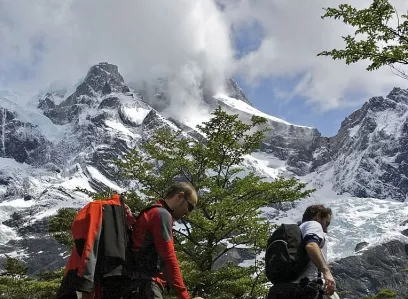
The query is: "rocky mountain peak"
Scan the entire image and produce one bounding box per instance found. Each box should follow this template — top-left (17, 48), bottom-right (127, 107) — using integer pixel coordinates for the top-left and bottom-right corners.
top-left (314, 86), bottom-right (408, 201)
top-left (83, 62), bottom-right (127, 94)
top-left (224, 78), bottom-right (252, 106)
top-left (384, 87), bottom-right (408, 104)
top-left (338, 88), bottom-right (408, 134)
top-left (39, 63), bottom-right (131, 125)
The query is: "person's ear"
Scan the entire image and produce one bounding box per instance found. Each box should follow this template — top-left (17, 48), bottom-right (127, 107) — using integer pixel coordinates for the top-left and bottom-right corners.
top-left (178, 192), bottom-right (185, 203)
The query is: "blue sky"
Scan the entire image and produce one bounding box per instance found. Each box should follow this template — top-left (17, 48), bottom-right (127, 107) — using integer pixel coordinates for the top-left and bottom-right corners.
top-left (234, 76), bottom-right (358, 137)
top-left (226, 0), bottom-right (407, 137)
top-left (231, 21), bottom-right (359, 137)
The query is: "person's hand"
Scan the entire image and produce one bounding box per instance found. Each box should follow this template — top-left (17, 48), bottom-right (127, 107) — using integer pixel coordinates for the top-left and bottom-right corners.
top-left (322, 268), bottom-right (335, 295)
top-left (192, 297), bottom-right (204, 299)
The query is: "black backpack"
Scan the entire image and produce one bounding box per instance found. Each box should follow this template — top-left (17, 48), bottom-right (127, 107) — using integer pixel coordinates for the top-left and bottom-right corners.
top-left (265, 223), bottom-right (310, 284)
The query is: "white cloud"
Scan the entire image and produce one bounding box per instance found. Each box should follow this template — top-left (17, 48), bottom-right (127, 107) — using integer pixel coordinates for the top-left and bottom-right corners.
top-left (1, 0), bottom-right (408, 115)
top-left (222, 0), bottom-right (408, 111)
top-left (0, 0), bottom-right (233, 95)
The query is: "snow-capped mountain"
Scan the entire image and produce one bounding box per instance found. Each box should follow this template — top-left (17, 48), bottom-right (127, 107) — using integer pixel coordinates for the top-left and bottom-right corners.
top-left (327, 87), bottom-right (408, 201)
top-left (1, 62), bottom-right (408, 298)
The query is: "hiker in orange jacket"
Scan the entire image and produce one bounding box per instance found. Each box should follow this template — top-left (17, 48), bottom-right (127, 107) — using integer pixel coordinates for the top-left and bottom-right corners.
top-left (56, 194), bottom-right (135, 299)
top-left (125, 181), bottom-right (201, 299)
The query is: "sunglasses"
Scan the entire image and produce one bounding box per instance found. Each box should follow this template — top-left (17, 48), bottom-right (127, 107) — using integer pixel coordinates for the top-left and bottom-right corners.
top-left (184, 196), bottom-right (195, 212)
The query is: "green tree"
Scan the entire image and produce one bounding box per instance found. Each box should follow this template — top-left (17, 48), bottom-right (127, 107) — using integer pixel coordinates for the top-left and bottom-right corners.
top-left (317, 0), bottom-right (408, 79)
top-left (117, 106), bottom-right (313, 298)
top-left (3, 254), bottom-right (28, 277)
top-left (48, 207), bottom-right (77, 247)
top-left (74, 187), bottom-right (149, 214)
top-left (2, 255), bottom-right (28, 278)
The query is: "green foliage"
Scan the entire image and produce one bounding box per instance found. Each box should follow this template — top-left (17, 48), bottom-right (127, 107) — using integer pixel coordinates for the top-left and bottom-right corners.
top-left (75, 187), bottom-right (118, 201)
top-left (0, 258), bottom-right (63, 299)
top-left (36, 268), bottom-right (64, 281)
top-left (117, 106), bottom-right (314, 298)
top-left (3, 255), bottom-right (28, 277)
top-left (74, 187), bottom-right (150, 213)
top-left (0, 277), bottom-right (59, 299)
top-left (318, 0), bottom-right (408, 79)
top-left (48, 207), bottom-right (77, 247)
top-left (362, 288), bottom-right (398, 299)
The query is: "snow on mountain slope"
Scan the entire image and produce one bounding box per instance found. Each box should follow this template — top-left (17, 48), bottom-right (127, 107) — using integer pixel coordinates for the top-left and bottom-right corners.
top-left (215, 92), bottom-right (408, 263)
top-left (0, 90), bottom-right (69, 143)
top-left (248, 150), bottom-right (408, 262)
top-left (314, 87), bottom-right (408, 201)
top-left (214, 93), bottom-right (312, 128)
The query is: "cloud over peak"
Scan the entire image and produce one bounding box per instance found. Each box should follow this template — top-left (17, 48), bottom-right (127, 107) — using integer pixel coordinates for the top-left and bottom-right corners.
top-left (0, 0), bottom-right (233, 94)
top-left (1, 0), bottom-right (408, 113)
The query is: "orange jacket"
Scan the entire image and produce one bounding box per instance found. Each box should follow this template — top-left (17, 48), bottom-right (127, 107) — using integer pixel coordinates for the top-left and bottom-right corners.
top-left (57, 194), bottom-right (131, 298)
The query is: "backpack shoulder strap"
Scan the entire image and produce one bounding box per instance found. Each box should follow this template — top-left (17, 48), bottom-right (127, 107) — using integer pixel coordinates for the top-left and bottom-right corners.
top-left (135, 204), bottom-right (164, 219)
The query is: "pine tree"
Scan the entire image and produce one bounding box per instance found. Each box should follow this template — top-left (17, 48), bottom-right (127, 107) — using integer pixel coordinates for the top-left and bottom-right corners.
top-left (317, 0), bottom-right (408, 79)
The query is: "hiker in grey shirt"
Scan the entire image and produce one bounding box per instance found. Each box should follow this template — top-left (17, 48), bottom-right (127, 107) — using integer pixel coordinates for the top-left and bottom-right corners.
top-left (268, 204), bottom-right (336, 299)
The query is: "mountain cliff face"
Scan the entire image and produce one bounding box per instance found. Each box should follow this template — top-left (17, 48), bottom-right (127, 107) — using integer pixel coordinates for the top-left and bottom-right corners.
top-left (327, 88), bottom-right (408, 201)
top-left (332, 240), bottom-right (408, 298)
top-left (1, 62), bottom-right (408, 296)
top-left (248, 87), bottom-right (408, 202)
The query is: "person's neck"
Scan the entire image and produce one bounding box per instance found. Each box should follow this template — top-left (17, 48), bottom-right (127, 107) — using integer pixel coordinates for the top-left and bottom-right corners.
top-left (161, 198), bottom-right (174, 213)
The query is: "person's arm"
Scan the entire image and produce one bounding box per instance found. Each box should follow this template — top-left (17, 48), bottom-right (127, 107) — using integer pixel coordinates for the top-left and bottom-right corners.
top-left (305, 239), bottom-right (335, 295)
top-left (151, 209), bottom-right (189, 299)
top-left (305, 242), bottom-right (330, 274)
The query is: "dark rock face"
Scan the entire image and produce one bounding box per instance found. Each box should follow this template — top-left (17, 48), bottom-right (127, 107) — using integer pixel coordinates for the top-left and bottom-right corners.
top-left (0, 108), bottom-right (51, 165)
top-left (331, 240), bottom-right (408, 298)
top-left (38, 95), bottom-right (56, 112)
top-left (0, 234), bottom-right (68, 276)
top-left (102, 82), bottom-right (112, 95)
top-left (263, 126), bottom-right (325, 176)
top-left (98, 96), bottom-right (121, 109)
top-left (354, 241), bottom-right (369, 252)
top-left (213, 248), bottom-right (255, 269)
